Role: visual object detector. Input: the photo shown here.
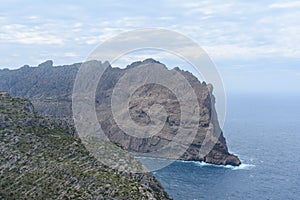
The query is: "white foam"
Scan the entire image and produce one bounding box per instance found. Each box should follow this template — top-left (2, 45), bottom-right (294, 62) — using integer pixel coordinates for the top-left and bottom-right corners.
top-left (231, 163), bottom-right (256, 170)
top-left (178, 160), bottom-right (255, 170)
top-left (136, 156), bottom-right (256, 171)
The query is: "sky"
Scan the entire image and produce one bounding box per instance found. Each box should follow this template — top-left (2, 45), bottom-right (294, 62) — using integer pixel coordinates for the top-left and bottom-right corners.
top-left (0, 0), bottom-right (299, 94)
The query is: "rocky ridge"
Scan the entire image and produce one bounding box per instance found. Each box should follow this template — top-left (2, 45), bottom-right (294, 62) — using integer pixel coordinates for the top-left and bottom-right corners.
top-left (0, 59), bottom-right (240, 166)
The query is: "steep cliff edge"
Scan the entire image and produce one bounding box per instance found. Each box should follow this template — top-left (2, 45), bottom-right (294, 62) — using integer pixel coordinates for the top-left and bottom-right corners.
top-left (0, 59), bottom-right (240, 166)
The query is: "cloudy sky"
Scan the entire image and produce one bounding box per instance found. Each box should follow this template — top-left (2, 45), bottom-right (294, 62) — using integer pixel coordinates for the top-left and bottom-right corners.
top-left (0, 0), bottom-right (299, 94)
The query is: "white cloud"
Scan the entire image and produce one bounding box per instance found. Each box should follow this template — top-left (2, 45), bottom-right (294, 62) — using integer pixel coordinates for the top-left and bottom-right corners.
top-left (0, 0), bottom-right (299, 69)
top-left (156, 16), bottom-right (175, 21)
top-left (26, 16), bottom-right (39, 20)
top-left (180, 1), bottom-right (203, 8)
top-left (269, 1), bottom-right (300, 8)
top-left (170, 0), bottom-right (233, 15)
top-left (0, 24), bottom-right (64, 45)
top-left (204, 43), bottom-right (300, 60)
top-left (0, 16), bottom-right (6, 21)
top-left (64, 52), bottom-right (78, 57)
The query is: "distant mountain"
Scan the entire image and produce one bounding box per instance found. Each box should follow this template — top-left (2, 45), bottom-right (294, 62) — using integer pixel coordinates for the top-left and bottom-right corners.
top-left (0, 93), bottom-right (170, 199)
top-left (0, 59), bottom-right (241, 166)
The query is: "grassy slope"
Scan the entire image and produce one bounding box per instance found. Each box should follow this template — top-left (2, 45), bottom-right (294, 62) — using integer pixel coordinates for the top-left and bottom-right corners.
top-left (0, 96), bottom-right (170, 199)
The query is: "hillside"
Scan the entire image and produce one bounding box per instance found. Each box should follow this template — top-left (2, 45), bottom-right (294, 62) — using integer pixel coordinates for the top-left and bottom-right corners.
top-left (0, 93), bottom-right (170, 199)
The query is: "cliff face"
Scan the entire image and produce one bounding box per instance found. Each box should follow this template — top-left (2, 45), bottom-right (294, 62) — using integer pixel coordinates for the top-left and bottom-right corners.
top-left (0, 94), bottom-right (170, 199)
top-left (0, 59), bottom-right (240, 166)
top-left (0, 60), bottom-right (78, 122)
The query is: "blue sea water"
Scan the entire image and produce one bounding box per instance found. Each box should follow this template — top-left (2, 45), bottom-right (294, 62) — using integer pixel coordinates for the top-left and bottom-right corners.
top-left (152, 94), bottom-right (300, 200)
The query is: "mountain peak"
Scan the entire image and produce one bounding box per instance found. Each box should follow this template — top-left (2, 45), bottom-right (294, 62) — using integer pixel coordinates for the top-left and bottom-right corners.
top-left (142, 58), bottom-right (161, 64)
top-left (126, 58), bottom-right (161, 69)
top-left (38, 60), bottom-right (53, 68)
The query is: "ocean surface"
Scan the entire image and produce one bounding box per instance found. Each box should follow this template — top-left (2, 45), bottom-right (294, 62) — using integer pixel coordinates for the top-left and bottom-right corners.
top-left (150, 94), bottom-right (300, 200)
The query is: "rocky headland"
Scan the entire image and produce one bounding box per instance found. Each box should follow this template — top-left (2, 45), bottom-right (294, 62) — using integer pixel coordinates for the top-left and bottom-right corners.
top-left (0, 59), bottom-right (240, 166)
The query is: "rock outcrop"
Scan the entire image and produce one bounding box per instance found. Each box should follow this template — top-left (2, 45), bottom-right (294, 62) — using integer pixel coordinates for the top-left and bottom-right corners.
top-left (0, 91), bottom-right (10, 98)
top-left (0, 59), bottom-right (241, 166)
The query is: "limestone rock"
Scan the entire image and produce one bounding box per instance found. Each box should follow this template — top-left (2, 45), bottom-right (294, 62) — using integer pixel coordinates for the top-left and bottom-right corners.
top-left (0, 59), bottom-right (241, 166)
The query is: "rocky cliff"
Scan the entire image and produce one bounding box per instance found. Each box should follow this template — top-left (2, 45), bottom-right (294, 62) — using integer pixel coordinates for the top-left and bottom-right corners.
top-left (0, 59), bottom-right (240, 166)
top-left (0, 94), bottom-right (170, 199)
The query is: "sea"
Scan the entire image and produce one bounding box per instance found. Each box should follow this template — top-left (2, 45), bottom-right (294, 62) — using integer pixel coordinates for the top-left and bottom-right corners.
top-left (145, 94), bottom-right (300, 200)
